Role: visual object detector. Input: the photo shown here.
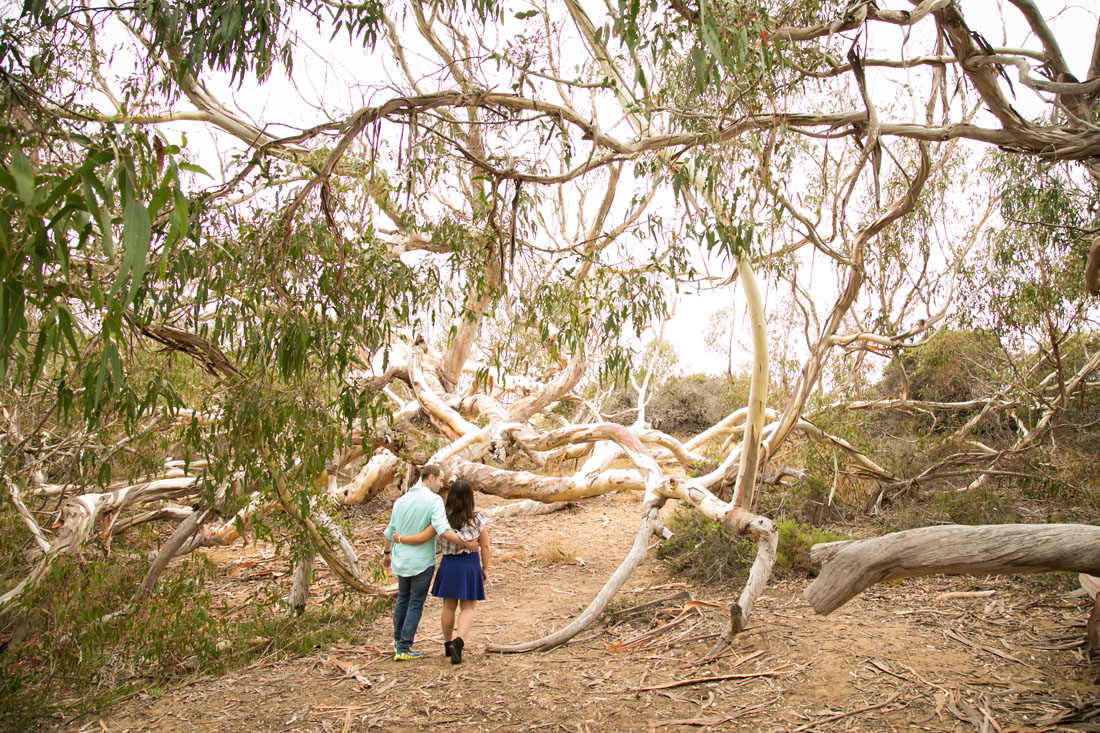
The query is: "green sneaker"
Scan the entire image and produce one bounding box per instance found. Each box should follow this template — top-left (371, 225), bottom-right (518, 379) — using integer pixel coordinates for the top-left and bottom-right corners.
top-left (394, 650), bottom-right (422, 661)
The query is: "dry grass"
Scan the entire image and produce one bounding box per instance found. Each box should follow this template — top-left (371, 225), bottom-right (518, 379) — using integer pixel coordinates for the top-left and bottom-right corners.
top-left (531, 539), bottom-right (582, 565)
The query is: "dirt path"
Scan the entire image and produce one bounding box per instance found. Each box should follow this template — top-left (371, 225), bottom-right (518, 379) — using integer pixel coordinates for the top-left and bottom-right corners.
top-left (74, 492), bottom-right (1097, 731)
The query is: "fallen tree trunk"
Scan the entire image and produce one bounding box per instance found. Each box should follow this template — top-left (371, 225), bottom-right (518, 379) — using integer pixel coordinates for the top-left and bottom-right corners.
top-left (485, 500), bottom-right (571, 517)
top-left (806, 524), bottom-right (1100, 615)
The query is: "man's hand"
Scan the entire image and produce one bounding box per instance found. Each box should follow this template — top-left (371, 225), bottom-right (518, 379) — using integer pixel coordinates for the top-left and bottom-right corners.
top-left (464, 538), bottom-right (479, 551)
top-left (382, 554), bottom-right (391, 571)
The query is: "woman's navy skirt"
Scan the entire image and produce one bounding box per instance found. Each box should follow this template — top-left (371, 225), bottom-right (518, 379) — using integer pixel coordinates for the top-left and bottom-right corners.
top-left (431, 552), bottom-right (485, 601)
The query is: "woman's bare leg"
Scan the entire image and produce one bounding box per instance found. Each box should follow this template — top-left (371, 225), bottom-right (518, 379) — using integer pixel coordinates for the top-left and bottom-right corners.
top-left (441, 597), bottom-right (459, 641)
top-left (455, 599), bottom-right (477, 640)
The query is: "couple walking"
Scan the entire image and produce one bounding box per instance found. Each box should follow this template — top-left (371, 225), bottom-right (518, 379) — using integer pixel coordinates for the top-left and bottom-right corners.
top-left (382, 465), bottom-right (490, 664)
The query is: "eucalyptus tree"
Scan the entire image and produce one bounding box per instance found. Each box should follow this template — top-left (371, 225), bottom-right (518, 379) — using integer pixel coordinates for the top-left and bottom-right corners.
top-left (936, 152), bottom-right (1100, 494)
top-left (3, 0), bottom-right (1100, 656)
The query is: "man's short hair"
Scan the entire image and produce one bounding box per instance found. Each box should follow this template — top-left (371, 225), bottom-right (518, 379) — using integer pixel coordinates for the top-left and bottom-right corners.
top-left (418, 464), bottom-right (442, 482)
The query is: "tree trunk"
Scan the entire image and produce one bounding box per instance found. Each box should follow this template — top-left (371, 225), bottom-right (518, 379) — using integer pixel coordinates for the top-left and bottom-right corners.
top-left (806, 524), bottom-right (1100, 615)
top-left (289, 552), bottom-right (315, 615)
top-left (332, 449), bottom-right (398, 505)
top-left (728, 255), bottom-right (768, 508)
top-left (485, 500), bottom-right (570, 517)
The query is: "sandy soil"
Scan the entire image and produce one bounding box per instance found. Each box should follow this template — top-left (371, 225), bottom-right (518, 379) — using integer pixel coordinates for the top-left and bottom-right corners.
top-left (65, 491), bottom-right (1099, 732)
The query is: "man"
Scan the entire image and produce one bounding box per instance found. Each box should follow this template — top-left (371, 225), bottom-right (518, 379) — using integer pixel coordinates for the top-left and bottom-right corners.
top-left (382, 464), bottom-right (475, 661)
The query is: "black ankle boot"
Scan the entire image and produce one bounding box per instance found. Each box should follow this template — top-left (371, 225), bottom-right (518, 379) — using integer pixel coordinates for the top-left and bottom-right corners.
top-left (444, 640), bottom-right (453, 659)
top-left (450, 637), bottom-right (463, 665)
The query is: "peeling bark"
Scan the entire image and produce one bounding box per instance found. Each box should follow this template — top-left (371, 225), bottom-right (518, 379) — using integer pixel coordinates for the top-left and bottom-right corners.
top-left (288, 553), bottom-right (314, 616)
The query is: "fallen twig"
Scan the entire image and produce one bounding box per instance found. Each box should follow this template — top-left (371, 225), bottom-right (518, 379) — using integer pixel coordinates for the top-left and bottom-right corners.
top-left (935, 590), bottom-right (996, 602)
top-left (311, 704), bottom-right (372, 716)
top-left (606, 600), bottom-right (724, 653)
top-left (648, 694), bottom-right (780, 727)
top-left (603, 591), bottom-right (691, 624)
top-left (638, 662), bottom-right (794, 691)
top-left (790, 692), bottom-right (903, 732)
top-left (648, 715), bottom-right (736, 727)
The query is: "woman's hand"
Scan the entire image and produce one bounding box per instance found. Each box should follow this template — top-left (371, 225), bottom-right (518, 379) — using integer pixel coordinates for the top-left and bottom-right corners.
top-left (393, 532), bottom-right (402, 544)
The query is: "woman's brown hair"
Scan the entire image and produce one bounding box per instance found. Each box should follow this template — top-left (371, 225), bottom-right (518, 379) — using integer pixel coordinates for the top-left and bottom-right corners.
top-left (444, 479), bottom-right (475, 532)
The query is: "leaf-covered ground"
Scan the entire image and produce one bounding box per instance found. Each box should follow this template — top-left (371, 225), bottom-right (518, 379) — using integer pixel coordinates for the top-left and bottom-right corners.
top-left (61, 492), bottom-right (1099, 731)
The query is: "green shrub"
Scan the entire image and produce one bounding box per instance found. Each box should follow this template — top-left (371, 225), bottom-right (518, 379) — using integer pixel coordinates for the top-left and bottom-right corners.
top-left (774, 518), bottom-right (847, 576)
top-left (601, 372), bottom-right (750, 437)
top-left (657, 508), bottom-right (756, 586)
top-left (880, 329), bottom-right (1006, 405)
top-left (883, 485), bottom-right (1027, 531)
top-left (928, 486), bottom-right (1024, 525)
top-left (688, 440), bottom-right (722, 479)
top-left (657, 508), bottom-right (848, 584)
top-left (647, 374), bottom-right (748, 437)
top-left (0, 554), bottom-right (222, 728)
top-left (0, 545), bottom-right (386, 728)
top-left (756, 472), bottom-right (852, 526)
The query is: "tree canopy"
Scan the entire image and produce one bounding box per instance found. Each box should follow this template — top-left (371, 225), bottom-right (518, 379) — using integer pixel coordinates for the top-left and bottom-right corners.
top-left (2, 0), bottom-right (1099, 667)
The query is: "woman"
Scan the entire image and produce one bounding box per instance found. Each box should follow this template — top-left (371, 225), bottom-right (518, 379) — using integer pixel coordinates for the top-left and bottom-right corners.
top-left (393, 479), bottom-right (490, 664)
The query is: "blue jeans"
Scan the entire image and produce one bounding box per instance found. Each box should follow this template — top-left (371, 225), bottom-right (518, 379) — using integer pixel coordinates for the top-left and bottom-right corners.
top-left (393, 564), bottom-right (435, 653)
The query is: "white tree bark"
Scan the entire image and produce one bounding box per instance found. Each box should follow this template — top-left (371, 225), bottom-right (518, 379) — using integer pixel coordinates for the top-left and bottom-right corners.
top-left (330, 450), bottom-right (399, 505)
top-left (484, 500), bottom-right (571, 518)
top-left (730, 256), bottom-right (769, 507)
top-left (806, 524), bottom-right (1100, 614)
top-left (288, 553), bottom-right (315, 616)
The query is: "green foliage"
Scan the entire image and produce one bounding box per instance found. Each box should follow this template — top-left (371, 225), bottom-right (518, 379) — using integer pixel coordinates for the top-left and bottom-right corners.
top-left (773, 518), bottom-right (846, 576)
top-left (0, 553), bottom-right (219, 726)
top-left (756, 470), bottom-right (849, 526)
top-left (657, 508), bottom-right (755, 586)
top-left (648, 373), bottom-right (749, 435)
top-left (687, 440), bottom-right (722, 479)
top-left (881, 329), bottom-right (1006, 405)
top-left (929, 487), bottom-right (1023, 525)
top-left (604, 372), bottom-right (749, 436)
top-left (19, 1), bottom-right (399, 86)
top-left (961, 152), bottom-right (1098, 336)
top-left (0, 545), bottom-right (386, 726)
top-left (657, 508), bottom-right (847, 584)
top-left (0, 129), bottom-right (192, 404)
top-left (879, 487), bottom-right (1025, 530)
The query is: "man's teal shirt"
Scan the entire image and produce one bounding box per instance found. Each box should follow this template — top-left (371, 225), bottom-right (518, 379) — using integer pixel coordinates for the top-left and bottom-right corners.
top-left (384, 483), bottom-right (453, 577)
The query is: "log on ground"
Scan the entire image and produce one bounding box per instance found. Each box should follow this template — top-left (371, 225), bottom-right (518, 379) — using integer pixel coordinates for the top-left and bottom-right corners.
top-left (805, 524), bottom-right (1100, 615)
